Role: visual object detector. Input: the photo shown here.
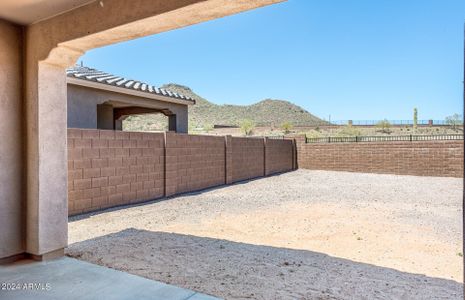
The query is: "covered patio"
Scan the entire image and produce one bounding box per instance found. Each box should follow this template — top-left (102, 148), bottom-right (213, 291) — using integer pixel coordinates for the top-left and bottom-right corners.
top-left (0, 0), bottom-right (284, 299)
top-left (0, 0), bottom-right (283, 262)
top-left (67, 66), bottom-right (195, 133)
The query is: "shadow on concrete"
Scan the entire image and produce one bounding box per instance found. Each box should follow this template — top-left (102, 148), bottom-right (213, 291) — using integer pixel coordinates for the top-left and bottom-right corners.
top-left (0, 256), bottom-right (218, 300)
top-left (67, 228), bottom-right (463, 300)
top-left (69, 171), bottom-right (295, 222)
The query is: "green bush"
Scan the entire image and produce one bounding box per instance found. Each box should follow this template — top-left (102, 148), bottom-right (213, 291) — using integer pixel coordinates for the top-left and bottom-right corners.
top-left (281, 121), bottom-right (294, 134)
top-left (337, 125), bottom-right (361, 136)
top-left (306, 130), bottom-right (323, 138)
top-left (240, 119), bottom-right (255, 136)
top-left (445, 113), bottom-right (462, 131)
top-left (203, 123), bottom-right (214, 133)
top-left (376, 119), bottom-right (391, 134)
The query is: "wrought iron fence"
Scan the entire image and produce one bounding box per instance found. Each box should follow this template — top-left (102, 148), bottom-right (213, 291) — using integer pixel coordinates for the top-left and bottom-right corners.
top-left (238, 135), bottom-right (285, 139)
top-left (328, 120), bottom-right (459, 126)
top-left (306, 134), bottom-right (464, 144)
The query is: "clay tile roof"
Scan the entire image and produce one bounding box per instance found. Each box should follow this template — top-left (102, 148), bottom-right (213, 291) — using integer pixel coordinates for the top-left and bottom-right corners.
top-left (66, 66), bottom-right (194, 103)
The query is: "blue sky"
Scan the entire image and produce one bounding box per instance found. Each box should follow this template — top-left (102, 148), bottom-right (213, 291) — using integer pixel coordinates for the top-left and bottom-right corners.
top-left (79, 0), bottom-right (464, 121)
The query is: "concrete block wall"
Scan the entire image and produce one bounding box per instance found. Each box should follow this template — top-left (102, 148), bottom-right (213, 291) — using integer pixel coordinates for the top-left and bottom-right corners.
top-left (165, 133), bottom-right (226, 195)
top-left (68, 129), bottom-right (296, 215)
top-left (225, 135), bottom-right (234, 184)
top-left (265, 139), bottom-right (295, 175)
top-left (68, 129), bottom-right (165, 215)
top-left (297, 138), bottom-right (463, 178)
top-left (231, 137), bottom-right (265, 182)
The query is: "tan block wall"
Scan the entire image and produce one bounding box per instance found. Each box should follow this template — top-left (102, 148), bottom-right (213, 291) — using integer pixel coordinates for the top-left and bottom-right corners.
top-left (297, 140), bottom-right (463, 178)
top-left (231, 137), bottom-right (265, 182)
top-left (265, 139), bottom-right (295, 175)
top-left (68, 129), bottom-right (165, 215)
top-left (68, 129), bottom-right (295, 215)
top-left (165, 133), bottom-right (226, 195)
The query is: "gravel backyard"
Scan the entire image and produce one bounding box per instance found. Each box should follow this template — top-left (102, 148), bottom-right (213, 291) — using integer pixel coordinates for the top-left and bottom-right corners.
top-left (67, 170), bottom-right (463, 300)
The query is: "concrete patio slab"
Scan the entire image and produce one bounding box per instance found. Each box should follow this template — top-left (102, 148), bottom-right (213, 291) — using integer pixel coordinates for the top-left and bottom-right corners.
top-left (0, 257), bottom-right (220, 300)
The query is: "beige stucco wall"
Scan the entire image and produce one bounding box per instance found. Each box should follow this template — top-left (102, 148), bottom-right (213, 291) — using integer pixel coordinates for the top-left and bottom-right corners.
top-left (96, 104), bottom-right (114, 130)
top-left (67, 84), bottom-right (189, 133)
top-left (0, 20), bottom-right (24, 258)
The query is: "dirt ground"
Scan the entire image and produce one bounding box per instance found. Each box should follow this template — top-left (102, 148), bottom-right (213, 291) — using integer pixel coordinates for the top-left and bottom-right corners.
top-left (207, 125), bottom-right (463, 137)
top-left (67, 170), bottom-right (463, 300)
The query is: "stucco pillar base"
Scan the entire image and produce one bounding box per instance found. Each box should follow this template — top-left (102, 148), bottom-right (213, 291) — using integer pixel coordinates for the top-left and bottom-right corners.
top-left (0, 249), bottom-right (64, 265)
top-left (0, 253), bottom-right (27, 265)
top-left (29, 248), bottom-right (65, 261)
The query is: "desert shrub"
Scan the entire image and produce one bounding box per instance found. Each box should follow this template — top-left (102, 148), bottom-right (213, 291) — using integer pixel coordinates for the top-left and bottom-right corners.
top-left (203, 123), bottom-right (214, 133)
top-left (188, 122), bottom-right (197, 134)
top-left (240, 119), bottom-right (255, 136)
top-left (413, 108), bottom-right (418, 129)
top-left (445, 113), bottom-right (462, 131)
top-left (306, 130), bottom-right (322, 139)
top-left (376, 119), bottom-right (391, 134)
top-left (337, 125), bottom-right (361, 136)
top-left (281, 121), bottom-right (294, 134)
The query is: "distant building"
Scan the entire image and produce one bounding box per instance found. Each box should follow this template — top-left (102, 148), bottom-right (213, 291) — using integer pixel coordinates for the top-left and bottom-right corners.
top-left (66, 66), bottom-right (195, 133)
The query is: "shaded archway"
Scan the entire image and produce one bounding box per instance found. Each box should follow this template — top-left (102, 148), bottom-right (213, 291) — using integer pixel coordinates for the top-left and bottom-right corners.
top-left (113, 106), bottom-right (176, 131)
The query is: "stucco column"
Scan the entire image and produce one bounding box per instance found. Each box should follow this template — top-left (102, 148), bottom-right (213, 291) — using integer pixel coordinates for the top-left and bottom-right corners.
top-left (115, 120), bottom-right (123, 131)
top-left (168, 115), bottom-right (177, 132)
top-left (25, 60), bottom-right (69, 257)
top-left (174, 108), bottom-right (189, 133)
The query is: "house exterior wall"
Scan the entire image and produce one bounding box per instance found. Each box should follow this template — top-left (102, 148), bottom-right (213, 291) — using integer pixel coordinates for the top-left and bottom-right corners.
top-left (297, 138), bottom-right (463, 178)
top-left (0, 20), bottom-right (24, 259)
top-left (68, 85), bottom-right (98, 129)
top-left (68, 129), bottom-right (296, 215)
top-left (67, 84), bottom-right (190, 133)
top-left (97, 104), bottom-right (114, 130)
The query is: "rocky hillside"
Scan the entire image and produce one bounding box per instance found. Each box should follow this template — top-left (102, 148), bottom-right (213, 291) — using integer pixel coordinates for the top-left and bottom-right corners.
top-left (123, 84), bottom-right (325, 132)
top-left (163, 84), bottom-right (324, 128)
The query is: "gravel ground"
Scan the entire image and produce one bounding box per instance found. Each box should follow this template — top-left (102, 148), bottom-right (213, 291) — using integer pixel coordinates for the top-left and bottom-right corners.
top-left (68, 170), bottom-right (463, 300)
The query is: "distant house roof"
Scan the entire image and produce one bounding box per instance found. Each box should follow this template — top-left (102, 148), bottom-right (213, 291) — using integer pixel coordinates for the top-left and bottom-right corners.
top-left (66, 66), bottom-right (195, 105)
